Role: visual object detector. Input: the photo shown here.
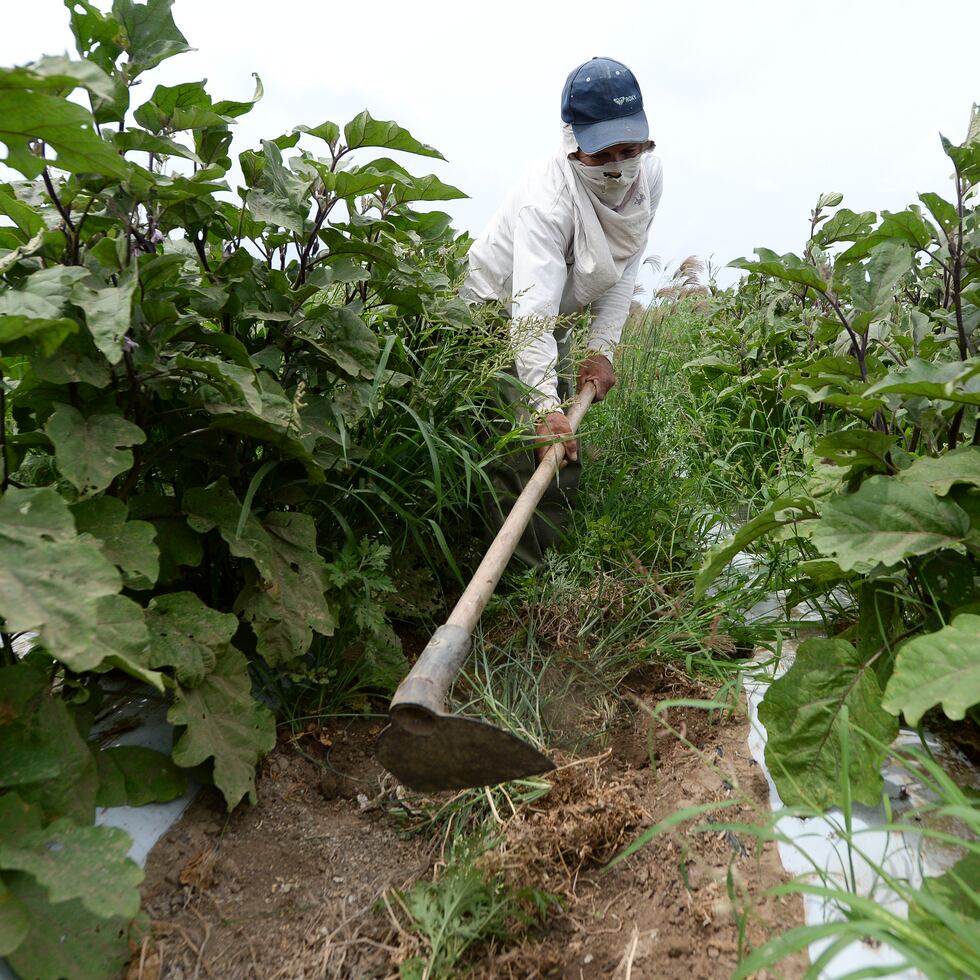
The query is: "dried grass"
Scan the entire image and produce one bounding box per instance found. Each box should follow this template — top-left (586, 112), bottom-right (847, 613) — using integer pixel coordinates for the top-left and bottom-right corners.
top-left (481, 753), bottom-right (644, 901)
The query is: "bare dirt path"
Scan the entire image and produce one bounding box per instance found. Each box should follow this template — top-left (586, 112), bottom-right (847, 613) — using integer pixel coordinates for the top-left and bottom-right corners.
top-left (137, 666), bottom-right (803, 979)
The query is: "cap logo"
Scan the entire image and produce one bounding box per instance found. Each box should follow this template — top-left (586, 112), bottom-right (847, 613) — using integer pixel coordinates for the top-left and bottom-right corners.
top-left (613, 95), bottom-right (637, 106)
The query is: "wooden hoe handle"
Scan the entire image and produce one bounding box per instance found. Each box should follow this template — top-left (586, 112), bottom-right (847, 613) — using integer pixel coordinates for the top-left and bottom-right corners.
top-left (389, 382), bottom-right (596, 733)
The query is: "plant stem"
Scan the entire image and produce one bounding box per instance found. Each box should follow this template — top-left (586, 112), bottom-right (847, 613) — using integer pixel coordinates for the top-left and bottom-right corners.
top-left (0, 363), bottom-right (7, 493)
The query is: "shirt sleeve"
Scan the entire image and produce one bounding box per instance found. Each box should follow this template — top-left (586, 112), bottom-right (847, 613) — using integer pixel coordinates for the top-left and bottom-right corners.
top-left (509, 204), bottom-right (570, 413)
top-left (587, 159), bottom-right (664, 362)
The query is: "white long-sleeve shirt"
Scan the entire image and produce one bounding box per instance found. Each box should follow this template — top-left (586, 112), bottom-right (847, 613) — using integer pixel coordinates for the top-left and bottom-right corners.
top-left (460, 152), bottom-right (663, 412)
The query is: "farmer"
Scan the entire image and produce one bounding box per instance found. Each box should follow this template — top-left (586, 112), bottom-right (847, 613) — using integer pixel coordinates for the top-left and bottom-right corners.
top-left (460, 57), bottom-right (663, 564)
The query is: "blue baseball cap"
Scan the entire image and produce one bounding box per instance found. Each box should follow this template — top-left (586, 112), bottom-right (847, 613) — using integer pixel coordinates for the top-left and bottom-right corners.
top-left (560, 57), bottom-right (649, 155)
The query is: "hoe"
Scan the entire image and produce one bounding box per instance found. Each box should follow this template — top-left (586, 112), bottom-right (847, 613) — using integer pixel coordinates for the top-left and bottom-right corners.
top-left (376, 383), bottom-right (596, 792)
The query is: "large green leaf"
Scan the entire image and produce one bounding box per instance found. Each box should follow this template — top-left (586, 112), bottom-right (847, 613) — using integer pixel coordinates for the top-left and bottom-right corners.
top-left (0, 55), bottom-right (115, 102)
top-left (343, 111), bottom-right (444, 159)
top-left (864, 358), bottom-right (980, 406)
top-left (843, 240), bottom-right (912, 313)
top-left (813, 430), bottom-right (898, 480)
top-left (811, 476), bottom-right (971, 571)
top-left (69, 274), bottom-right (137, 364)
top-left (94, 745), bottom-right (187, 807)
top-left (729, 248), bottom-right (827, 293)
top-left (0, 265), bottom-right (87, 356)
top-left (144, 591), bottom-right (238, 686)
top-left (45, 405), bottom-right (145, 496)
top-left (3, 872), bottom-right (134, 980)
top-left (0, 813), bottom-right (142, 918)
top-left (0, 666), bottom-right (95, 814)
top-left (757, 638), bottom-right (899, 808)
top-left (112, 0), bottom-right (192, 76)
top-left (0, 488), bottom-right (121, 678)
top-left (894, 446), bottom-right (980, 496)
top-left (244, 139), bottom-right (310, 232)
top-left (234, 512), bottom-right (338, 664)
top-left (168, 646), bottom-right (277, 809)
top-left (0, 85), bottom-right (129, 179)
top-left (882, 614), bottom-right (980, 725)
top-left (70, 496), bottom-right (159, 590)
top-left (184, 479), bottom-right (336, 663)
top-left (173, 353), bottom-right (263, 412)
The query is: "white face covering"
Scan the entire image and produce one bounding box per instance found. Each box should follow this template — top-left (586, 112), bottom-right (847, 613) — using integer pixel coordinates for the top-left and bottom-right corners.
top-left (569, 156), bottom-right (643, 208)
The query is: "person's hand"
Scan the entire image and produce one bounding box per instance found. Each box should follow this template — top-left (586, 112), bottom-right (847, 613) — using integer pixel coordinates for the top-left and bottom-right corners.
top-left (534, 411), bottom-right (577, 466)
top-left (578, 352), bottom-right (616, 401)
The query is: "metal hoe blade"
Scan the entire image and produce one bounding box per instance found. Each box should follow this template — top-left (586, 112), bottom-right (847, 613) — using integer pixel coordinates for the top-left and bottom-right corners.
top-left (375, 714), bottom-right (554, 793)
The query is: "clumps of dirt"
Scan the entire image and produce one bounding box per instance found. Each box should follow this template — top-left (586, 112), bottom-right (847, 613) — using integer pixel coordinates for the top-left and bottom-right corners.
top-left (482, 754), bottom-right (644, 900)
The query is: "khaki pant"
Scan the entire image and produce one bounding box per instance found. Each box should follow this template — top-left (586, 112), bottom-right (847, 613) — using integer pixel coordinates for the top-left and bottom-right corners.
top-left (484, 322), bottom-right (582, 568)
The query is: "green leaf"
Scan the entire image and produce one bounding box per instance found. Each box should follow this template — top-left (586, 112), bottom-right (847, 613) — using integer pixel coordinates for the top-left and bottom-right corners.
top-left (843, 240), bottom-right (912, 313)
top-left (94, 746), bottom-right (187, 807)
top-left (836, 208), bottom-right (936, 261)
top-left (0, 55), bottom-right (115, 102)
top-left (144, 591), bottom-right (238, 686)
top-left (184, 480), bottom-right (335, 662)
top-left (813, 208), bottom-right (876, 247)
top-left (812, 476), bottom-right (971, 571)
top-left (168, 646), bottom-right (277, 809)
top-left (244, 139), bottom-right (310, 233)
top-left (45, 405), bottom-right (146, 496)
top-left (0, 877), bottom-right (29, 957)
top-left (0, 84), bottom-right (129, 179)
top-left (113, 0), bottom-right (192, 77)
top-left (908, 852), bottom-right (980, 929)
top-left (0, 814), bottom-right (142, 918)
top-left (758, 638), bottom-right (899, 808)
top-left (0, 488), bottom-right (121, 679)
top-left (3, 871), bottom-right (135, 980)
top-left (0, 185), bottom-right (44, 238)
top-left (0, 265), bottom-right (87, 356)
top-left (343, 111), bottom-right (444, 159)
top-left (70, 496), bottom-right (159, 590)
top-left (881, 614), bottom-right (980, 725)
top-left (0, 666), bottom-right (86, 791)
top-left (864, 358), bottom-right (980, 406)
top-left (695, 498), bottom-right (817, 599)
top-left (729, 248), bottom-right (827, 293)
top-left (69, 273), bottom-right (137, 364)
top-left (78, 594), bottom-right (155, 682)
top-left (234, 512), bottom-right (338, 664)
top-left (918, 192), bottom-right (959, 234)
top-left (894, 446), bottom-right (980, 496)
top-left (0, 676), bottom-right (100, 824)
top-left (173, 353), bottom-right (263, 412)
top-left (296, 305), bottom-right (379, 379)
top-left (813, 430), bottom-right (898, 480)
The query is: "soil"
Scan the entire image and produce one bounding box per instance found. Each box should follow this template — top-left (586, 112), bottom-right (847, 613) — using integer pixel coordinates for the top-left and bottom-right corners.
top-left (135, 664), bottom-right (804, 979)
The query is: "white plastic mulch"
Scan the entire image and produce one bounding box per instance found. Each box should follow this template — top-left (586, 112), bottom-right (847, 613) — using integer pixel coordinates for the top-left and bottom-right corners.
top-left (744, 639), bottom-right (973, 979)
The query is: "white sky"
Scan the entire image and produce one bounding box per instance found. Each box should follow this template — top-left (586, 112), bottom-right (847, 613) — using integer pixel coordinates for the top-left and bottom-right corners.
top-left (3, 0), bottom-right (978, 291)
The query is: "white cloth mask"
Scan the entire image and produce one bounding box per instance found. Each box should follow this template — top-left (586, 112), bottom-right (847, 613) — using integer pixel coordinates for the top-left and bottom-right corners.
top-left (570, 157), bottom-right (643, 207)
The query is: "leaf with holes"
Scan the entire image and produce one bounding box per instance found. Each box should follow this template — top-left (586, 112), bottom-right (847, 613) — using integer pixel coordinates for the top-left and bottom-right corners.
top-left (144, 591), bottom-right (238, 686)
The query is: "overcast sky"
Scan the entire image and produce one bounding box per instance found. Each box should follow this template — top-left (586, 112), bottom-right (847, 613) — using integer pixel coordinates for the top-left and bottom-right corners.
top-left (3, 0), bottom-right (978, 291)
